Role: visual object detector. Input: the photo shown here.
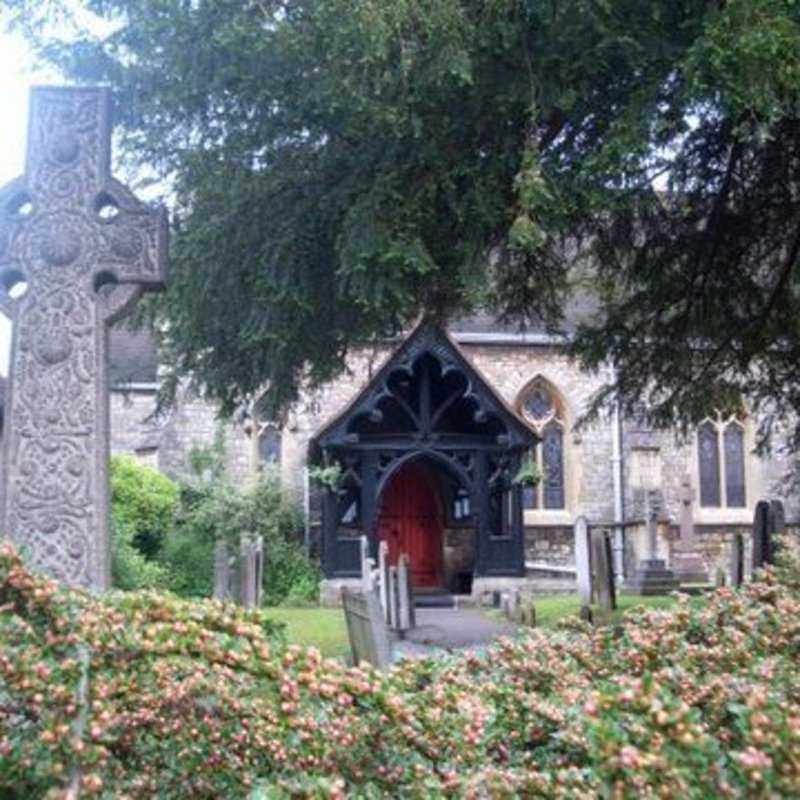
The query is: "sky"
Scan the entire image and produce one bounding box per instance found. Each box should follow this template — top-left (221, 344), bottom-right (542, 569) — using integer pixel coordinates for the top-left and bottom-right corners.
top-left (0, 26), bottom-right (58, 375)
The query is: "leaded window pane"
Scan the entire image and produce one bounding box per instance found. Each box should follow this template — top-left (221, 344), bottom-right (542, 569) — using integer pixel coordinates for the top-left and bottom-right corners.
top-left (524, 387), bottom-right (553, 421)
top-left (698, 422), bottom-right (721, 507)
top-left (542, 423), bottom-right (565, 509)
top-left (724, 423), bottom-right (746, 507)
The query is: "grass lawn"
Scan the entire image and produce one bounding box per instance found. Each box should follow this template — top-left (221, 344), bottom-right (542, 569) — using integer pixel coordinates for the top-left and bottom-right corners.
top-left (532, 592), bottom-right (681, 628)
top-left (266, 593), bottom-right (691, 659)
top-left (264, 606), bottom-right (350, 659)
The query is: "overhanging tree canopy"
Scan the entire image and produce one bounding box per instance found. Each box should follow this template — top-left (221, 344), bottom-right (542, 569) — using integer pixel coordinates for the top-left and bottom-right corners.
top-left (5, 0), bottom-right (800, 447)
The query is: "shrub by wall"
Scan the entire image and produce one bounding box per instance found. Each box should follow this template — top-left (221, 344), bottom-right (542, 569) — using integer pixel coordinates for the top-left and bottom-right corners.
top-left (160, 472), bottom-right (318, 603)
top-left (2, 543), bottom-right (799, 798)
top-left (110, 457), bottom-right (179, 591)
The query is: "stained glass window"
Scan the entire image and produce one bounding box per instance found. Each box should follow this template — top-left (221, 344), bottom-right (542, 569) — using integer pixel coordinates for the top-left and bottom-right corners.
top-left (518, 380), bottom-right (567, 511)
top-left (524, 387), bottom-right (553, 421)
top-left (698, 421), bottom-right (721, 507)
top-left (543, 424), bottom-right (565, 509)
top-left (698, 416), bottom-right (748, 509)
top-left (724, 422), bottom-right (746, 508)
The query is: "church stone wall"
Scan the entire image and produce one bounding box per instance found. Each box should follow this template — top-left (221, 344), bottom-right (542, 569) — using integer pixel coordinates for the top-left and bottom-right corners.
top-left (110, 388), bottom-right (252, 484)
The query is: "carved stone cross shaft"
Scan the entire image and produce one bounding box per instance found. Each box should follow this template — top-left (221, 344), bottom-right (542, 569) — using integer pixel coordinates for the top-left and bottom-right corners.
top-left (0, 87), bottom-right (167, 590)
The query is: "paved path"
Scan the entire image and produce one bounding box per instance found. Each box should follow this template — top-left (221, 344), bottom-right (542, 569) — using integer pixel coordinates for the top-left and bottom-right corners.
top-left (393, 608), bottom-right (519, 660)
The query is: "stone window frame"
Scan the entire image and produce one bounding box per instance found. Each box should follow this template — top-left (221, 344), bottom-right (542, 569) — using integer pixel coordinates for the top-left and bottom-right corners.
top-left (696, 412), bottom-right (748, 511)
top-left (515, 376), bottom-right (570, 518)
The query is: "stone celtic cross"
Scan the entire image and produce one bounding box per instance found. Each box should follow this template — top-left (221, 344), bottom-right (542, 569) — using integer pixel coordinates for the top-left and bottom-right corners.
top-left (0, 87), bottom-right (167, 590)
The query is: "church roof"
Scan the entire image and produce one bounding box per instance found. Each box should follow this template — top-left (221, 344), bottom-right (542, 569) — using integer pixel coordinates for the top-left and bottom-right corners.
top-left (313, 321), bottom-right (537, 451)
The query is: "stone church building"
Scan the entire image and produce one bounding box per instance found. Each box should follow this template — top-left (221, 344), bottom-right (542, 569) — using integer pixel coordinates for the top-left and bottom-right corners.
top-left (94, 314), bottom-right (797, 603)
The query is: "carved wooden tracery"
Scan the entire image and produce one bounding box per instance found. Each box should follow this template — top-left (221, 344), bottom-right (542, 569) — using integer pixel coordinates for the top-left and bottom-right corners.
top-left (314, 324), bottom-right (536, 579)
top-left (0, 88), bottom-right (167, 589)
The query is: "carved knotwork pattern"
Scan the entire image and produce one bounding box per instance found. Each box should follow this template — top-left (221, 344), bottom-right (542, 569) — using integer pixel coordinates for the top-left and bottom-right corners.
top-left (0, 88), bottom-right (167, 588)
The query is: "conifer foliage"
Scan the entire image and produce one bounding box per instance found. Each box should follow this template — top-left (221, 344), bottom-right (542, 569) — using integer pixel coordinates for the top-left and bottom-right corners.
top-left (5, 1), bottom-right (800, 435)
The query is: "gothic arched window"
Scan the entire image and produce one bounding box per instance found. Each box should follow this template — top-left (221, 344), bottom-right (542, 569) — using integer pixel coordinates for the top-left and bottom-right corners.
top-left (698, 414), bottom-right (746, 508)
top-left (518, 380), bottom-right (566, 510)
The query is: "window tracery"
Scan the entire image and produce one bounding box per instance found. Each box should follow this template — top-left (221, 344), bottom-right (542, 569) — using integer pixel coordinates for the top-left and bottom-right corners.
top-left (518, 379), bottom-right (566, 510)
top-left (698, 413), bottom-right (746, 508)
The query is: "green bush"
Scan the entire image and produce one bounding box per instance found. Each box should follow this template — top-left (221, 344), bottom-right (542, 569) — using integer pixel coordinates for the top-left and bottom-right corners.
top-left (2, 542), bottom-right (800, 798)
top-left (110, 457), bottom-right (179, 591)
top-left (160, 469), bottom-right (318, 604)
top-left (110, 456), bottom-right (179, 560)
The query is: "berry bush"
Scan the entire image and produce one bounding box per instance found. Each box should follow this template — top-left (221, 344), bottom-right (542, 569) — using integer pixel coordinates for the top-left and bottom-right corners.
top-left (1, 542), bottom-right (799, 798)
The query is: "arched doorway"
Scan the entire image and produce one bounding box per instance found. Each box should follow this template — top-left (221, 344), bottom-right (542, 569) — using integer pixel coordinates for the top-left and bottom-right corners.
top-left (377, 462), bottom-right (443, 588)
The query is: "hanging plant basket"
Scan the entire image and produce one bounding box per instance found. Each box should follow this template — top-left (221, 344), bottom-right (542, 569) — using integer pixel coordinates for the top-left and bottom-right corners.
top-left (513, 455), bottom-right (543, 487)
top-left (308, 463), bottom-right (343, 492)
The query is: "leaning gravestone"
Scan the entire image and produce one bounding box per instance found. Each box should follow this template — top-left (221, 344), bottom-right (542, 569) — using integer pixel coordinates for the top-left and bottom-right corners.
top-left (0, 87), bottom-right (167, 589)
top-left (590, 529), bottom-right (617, 612)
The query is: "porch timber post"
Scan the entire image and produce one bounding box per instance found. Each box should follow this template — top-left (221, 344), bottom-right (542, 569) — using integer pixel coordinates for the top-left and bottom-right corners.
top-left (474, 451), bottom-right (489, 576)
top-left (361, 451), bottom-right (379, 560)
top-left (512, 454), bottom-right (526, 576)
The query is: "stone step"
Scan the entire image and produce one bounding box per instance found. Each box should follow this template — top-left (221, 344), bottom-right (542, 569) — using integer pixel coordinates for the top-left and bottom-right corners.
top-left (414, 591), bottom-right (456, 609)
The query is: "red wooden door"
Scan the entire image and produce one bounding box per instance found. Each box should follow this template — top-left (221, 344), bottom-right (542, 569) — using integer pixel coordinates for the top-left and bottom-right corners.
top-left (377, 463), bottom-right (443, 588)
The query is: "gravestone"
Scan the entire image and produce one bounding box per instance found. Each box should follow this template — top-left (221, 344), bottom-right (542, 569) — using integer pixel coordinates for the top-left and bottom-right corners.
top-left (341, 587), bottom-right (392, 669)
top-left (671, 475), bottom-right (709, 585)
top-left (213, 539), bottom-right (232, 601)
top-left (396, 554), bottom-right (414, 632)
top-left (360, 535), bottom-right (376, 591)
top-left (730, 532), bottom-right (745, 587)
top-left (752, 500), bottom-right (772, 571)
top-left (378, 540), bottom-right (390, 621)
top-left (574, 515), bottom-right (593, 605)
top-left (626, 489), bottom-right (679, 595)
top-left (769, 499), bottom-right (786, 561)
top-left (590, 529), bottom-right (616, 611)
top-left (387, 565), bottom-right (399, 629)
top-left (0, 87), bottom-right (167, 589)
top-left (239, 534), bottom-right (264, 609)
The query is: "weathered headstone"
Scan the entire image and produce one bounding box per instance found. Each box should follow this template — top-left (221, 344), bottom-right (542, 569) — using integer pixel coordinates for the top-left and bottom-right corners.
top-left (396, 554), bottom-right (414, 633)
top-left (341, 587), bottom-right (392, 668)
top-left (387, 565), bottom-right (399, 629)
top-left (0, 87), bottom-right (167, 589)
top-left (591, 529), bottom-right (617, 611)
top-left (769, 499), bottom-right (786, 537)
top-left (239, 534), bottom-right (263, 609)
top-left (752, 500), bottom-right (772, 571)
top-left (360, 536), bottom-right (375, 591)
top-left (671, 475), bottom-right (709, 584)
top-left (730, 532), bottom-right (745, 587)
top-left (574, 515), bottom-right (593, 605)
top-left (769, 499), bottom-right (786, 561)
top-left (626, 489), bottom-right (679, 595)
top-left (378, 540), bottom-right (390, 621)
top-left (213, 539), bottom-right (232, 601)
